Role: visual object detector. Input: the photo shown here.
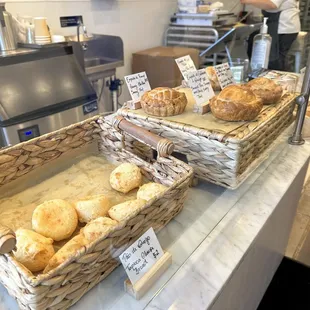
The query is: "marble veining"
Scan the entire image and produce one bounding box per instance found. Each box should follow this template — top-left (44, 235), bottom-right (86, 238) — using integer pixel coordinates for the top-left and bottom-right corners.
top-left (145, 137), bottom-right (310, 310)
top-left (0, 126), bottom-right (309, 310)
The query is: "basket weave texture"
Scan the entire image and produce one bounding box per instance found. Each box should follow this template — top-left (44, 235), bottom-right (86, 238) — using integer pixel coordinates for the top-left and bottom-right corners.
top-left (0, 116), bottom-right (193, 310)
top-left (119, 93), bottom-right (296, 188)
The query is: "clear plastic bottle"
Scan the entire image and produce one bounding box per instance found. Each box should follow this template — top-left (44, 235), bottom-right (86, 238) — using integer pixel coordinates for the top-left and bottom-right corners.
top-left (250, 18), bottom-right (272, 71)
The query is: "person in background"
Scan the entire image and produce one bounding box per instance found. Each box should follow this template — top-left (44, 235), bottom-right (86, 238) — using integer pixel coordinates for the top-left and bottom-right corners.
top-left (242, 0), bottom-right (301, 71)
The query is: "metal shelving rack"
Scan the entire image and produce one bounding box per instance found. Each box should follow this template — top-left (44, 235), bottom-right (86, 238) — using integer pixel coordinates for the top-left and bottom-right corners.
top-left (164, 13), bottom-right (236, 67)
top-left (164, 26), bottom-right (222, 66)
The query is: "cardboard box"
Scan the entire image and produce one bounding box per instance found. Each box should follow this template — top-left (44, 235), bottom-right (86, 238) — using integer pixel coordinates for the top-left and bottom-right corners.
top-left (132, 46), bottom-right (200, 88)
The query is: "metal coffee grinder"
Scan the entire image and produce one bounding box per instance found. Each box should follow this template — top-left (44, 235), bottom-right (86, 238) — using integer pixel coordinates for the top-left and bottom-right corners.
top-left (0, 2), bottom-right (17, 51)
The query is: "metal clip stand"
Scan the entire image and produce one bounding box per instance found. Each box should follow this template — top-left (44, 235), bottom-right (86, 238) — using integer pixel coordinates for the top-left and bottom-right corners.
top-left (289, 53), bottom-right (310, 145)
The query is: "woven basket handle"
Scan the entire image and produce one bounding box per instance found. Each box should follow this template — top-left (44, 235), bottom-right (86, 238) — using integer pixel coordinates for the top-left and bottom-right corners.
top-left (0, 224), bottom-right (16, 254)
top-left (113, 116), bottom-right (174, 157)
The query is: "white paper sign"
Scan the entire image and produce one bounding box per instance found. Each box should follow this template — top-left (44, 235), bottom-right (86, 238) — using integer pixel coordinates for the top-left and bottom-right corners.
top-left (119, 227), bottom-right (164, 285)
top-left (175, 55), bottom-right (197, 81)
top-left (125, 72), bottom-right (151, 101)
top-left (214, 63), bottom-right (235, 89)
top-left (186, 69), bottom-right (215, 106)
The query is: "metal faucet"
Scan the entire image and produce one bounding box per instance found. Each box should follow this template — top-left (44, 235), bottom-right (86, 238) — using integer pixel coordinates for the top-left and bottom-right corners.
top-left (77, 21), bottom-right (88, 51)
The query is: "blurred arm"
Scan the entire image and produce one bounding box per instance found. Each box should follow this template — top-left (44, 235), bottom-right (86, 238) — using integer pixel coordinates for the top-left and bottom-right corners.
top-left (240, 0), bottom-right (281, 10)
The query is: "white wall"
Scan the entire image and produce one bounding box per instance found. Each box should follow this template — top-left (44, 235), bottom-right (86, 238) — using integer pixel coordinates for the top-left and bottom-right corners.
top-left (7, 0), bottom-right (243, 78)
top-left (7, 0), bottom-right (178, 100)
top-left (6, 0), bottom-right (244, 101)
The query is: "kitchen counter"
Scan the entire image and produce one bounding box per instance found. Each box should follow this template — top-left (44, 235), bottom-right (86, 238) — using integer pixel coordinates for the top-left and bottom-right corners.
top-left (0, 124), bottom-right (309, 310)
top-left (0, 47), bottom-right (37, 58)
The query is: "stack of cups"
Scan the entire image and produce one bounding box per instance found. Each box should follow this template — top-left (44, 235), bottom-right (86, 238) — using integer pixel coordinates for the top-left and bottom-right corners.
top-left (34, 17), bottom-right (51, 44)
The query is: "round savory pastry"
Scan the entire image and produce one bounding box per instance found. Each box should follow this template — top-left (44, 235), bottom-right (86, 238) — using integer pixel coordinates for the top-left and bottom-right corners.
top-left (44, 234), bottom-right (88, 273)
top-left (74, 195), bottom-right (111, 223)
top-left (206, 67), bottom-right (221, 91)
top-left (14, 229), bottom-right (55, 272)
top-left (209, 85), bottom-right (263, 122)
top-left (110, 163), bottom-right (142, 194)
top-left (246, 77), bottom-right (283, 105)
top-left (141, 87), bottom-right (187, 117)
top-left (32, 199), bottom-right (78, 241)
top-left (81, 217), bottom-right (118, 242)
top-left (137, 183), bottom-right (167, 201)
top-left (108, 199), bottom-right (146, 222)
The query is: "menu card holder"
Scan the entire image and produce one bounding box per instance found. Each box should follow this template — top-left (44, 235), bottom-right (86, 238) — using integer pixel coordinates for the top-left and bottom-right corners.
top-left (124, 252), bottom-right (172, 300)
top-left (125, 100), bottom-right (142, 110)
top-left (193, 103), bottom-right (210, 115)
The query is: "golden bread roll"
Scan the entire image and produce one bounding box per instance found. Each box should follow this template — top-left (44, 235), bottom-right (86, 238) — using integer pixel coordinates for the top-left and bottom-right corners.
top-left (141, 87), bottom-right (187, 117)
top-left (108, 199), bottom-right (146, 222)
top-left (13, 229), bottom-right (54, 272)
top-left (246, 77), bottom-right (283, 105)
top-left (32, 199), bottom-right (78, 241)
top-left (74, 195), bottom-right (111, 223)
top-left (110, 163), bottom-right (142, 194)
top-left (206, 67), bottom-right (221, 91)
top-left (43, 234), bottom-right (88, 273)
top-left (137, 183), bottom-right (167, 201)
top-left (209, 85), bottom-right (263, 121)
top-left (81, 217), bottom-right (118, 242)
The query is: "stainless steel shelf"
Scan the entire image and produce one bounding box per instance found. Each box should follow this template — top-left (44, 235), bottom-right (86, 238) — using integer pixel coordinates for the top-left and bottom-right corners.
top-left (164, 25), bottom-right (220, 66)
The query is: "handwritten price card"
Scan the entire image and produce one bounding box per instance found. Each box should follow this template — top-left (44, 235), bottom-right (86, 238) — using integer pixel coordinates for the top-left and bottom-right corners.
top-left (186, 69), bottom-right (215, 106)
top-left (125, 72), bottom-right (151, 101)
top-left (175, 55), bottom-right (197, 81)
top-left (214, 63), bottom-right (235, 89)
top-left (120, 228), bottom-right (164, 285)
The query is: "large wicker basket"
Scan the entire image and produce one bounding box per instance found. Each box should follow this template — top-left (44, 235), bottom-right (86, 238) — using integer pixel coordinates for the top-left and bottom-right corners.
top-left (0, 115), bottom-right (193, 310)
top-left (119, 89), bottom-right (296, 189)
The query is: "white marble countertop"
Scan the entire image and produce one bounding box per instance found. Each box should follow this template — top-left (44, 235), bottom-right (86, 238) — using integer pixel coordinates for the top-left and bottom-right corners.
top-left (1, 126), bottom-right (309, 310)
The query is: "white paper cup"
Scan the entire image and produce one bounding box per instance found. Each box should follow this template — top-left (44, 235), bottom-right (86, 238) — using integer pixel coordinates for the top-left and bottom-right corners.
top-left (35, 37), bottom-right (51, 44)
top-left (34, 17), bottom-right (50, 37)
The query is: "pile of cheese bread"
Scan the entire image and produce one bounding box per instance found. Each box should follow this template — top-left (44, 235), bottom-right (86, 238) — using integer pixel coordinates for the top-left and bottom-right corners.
top-left (13, 163), bottom-right (167, 273)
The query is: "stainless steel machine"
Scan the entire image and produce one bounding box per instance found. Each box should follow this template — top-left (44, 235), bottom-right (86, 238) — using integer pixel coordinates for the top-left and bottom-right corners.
top-left (0, 45), bottom-right (100, 147)
top-left (0, 2), bottom-right (17, 51)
